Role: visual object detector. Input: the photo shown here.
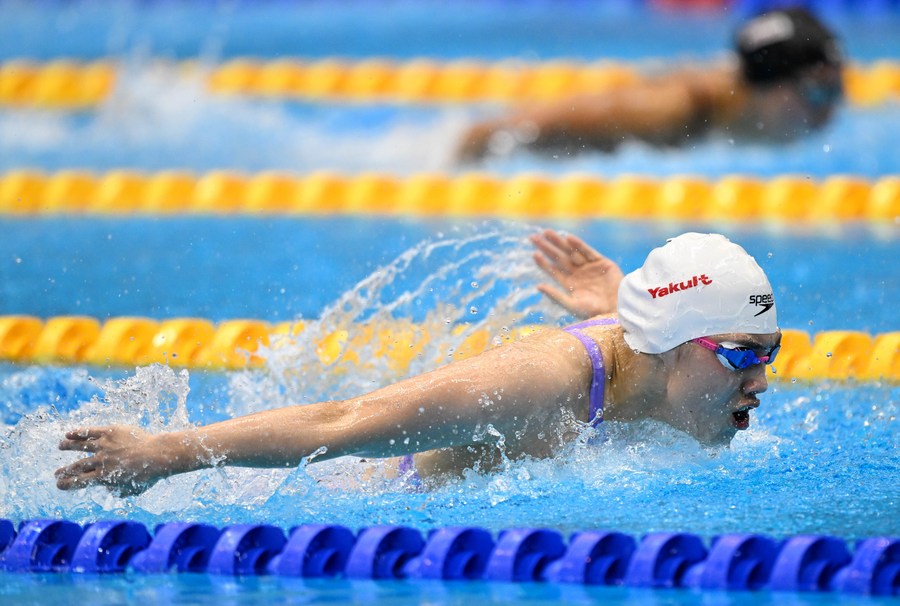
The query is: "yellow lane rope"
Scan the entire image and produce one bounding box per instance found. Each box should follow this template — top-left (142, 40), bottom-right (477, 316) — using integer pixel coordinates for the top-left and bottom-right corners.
top-left (1, 58), bottom-right (899, 108)
top-left (0, 315), bottom-right (897, 381)
top-left (1, 171), bottom-right (898, 221)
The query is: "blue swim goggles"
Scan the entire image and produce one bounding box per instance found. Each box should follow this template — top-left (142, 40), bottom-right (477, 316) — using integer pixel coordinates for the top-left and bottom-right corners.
top-left (799, 77), bottom-right (843, 109)
top-left (692, 337), bottom-right (780, 371)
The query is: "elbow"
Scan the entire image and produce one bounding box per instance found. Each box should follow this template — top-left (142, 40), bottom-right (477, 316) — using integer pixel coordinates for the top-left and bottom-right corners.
top-left (310, 399), bottom-right (423, 460)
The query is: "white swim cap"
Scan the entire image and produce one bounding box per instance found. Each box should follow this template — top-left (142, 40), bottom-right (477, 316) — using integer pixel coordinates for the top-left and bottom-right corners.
top-left (617, 233), bottom-right (777, 354)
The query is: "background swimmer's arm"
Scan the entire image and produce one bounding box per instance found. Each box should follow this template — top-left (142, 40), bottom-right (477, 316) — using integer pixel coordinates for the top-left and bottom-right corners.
top-left (531, 229), bottom-right (624, 319)
top-left (56, 329), bottom-right (589, 494)
top-left (456, 78), bottom-right (697, 161)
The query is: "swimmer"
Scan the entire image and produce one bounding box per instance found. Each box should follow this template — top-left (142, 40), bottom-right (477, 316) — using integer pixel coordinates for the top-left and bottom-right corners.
top-left (56, 232), bottom-right (780, 496)
top-left (457, 8), bottom-right (843, 162)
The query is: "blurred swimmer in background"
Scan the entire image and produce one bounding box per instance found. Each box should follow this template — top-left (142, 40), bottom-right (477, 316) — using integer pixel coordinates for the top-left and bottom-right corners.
top-left (457, 7), bottom-right (843, 162)
top-left (57, 232), bottom-right (780, 495)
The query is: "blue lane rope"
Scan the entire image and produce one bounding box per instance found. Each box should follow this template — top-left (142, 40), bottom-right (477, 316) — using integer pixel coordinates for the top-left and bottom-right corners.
top-left (0, 519), bottom-right (897, 596)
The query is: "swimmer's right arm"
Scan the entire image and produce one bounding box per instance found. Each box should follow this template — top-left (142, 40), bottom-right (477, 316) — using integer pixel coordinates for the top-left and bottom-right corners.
top-left (56, 329), bottom-right (589, 495)
top-left (531, 229), bottom-right (624, 319)
top-left (456, 77), bottom-right (697, 162)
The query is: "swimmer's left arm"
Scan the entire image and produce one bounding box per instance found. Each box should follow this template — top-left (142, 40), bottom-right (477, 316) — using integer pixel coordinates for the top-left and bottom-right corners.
top-left (309, 328), bottom-right (591, 459)
top-left (56, 329), bottom-right (589, 494)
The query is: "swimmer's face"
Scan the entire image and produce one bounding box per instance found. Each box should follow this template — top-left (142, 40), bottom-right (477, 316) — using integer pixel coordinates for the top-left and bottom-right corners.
top-left (657, 331), bottom-right (781, 446)
top-left (751, 64), bottom-right (843, 138)
top-left (796, 63), bottom-right (844, 126)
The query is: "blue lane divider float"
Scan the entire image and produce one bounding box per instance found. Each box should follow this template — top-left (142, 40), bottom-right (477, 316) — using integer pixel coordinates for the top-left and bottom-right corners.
top-left (130, 522), bottom-right (221, 573)
top-left (70, 521), bottom-right (152, 573)
top-left (0, 519), bottom-right (897, 597)
top-left (735, 0), bottom-right (900, 15)
top-left (267, 524), bottom-right (355, 578)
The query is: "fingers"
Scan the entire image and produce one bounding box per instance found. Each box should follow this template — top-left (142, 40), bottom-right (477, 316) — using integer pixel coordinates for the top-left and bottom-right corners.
top-left (59, 426), bottom-right (114, 452)
top-left (56, 471), bottom-right (102, 491)
top-left (563, 233), bottom-right (605, 263)
top-left (57, 427), bottom-right (113, 489)
top-left (537, 283), bottom-right (574, 310)
top-left (64, 426), bottom-right (112, 440)
top-left (56, 425), bottom-right (152, 495)
top-left (533, 252), bottom-right (567, 283)
top-left (57, 456), bottom-right (100, 475)
top-left (531, 230), bottom-right (569, 264)
top-left (59, 438), bottom-right (103, 453)
top-left (531, 229), bottom-right (604, 271)
top-left (54, 458), bottom-right (102, 490)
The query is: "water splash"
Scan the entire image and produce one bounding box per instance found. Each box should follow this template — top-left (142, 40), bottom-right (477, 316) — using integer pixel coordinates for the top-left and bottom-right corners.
top-left (0, 61), bottom-right (468, 174)
top-left (228, 224), bottom-right (551, 414)
top-left (1, 364), bottom-right (191, 522)
top-left (0, 365), bottom-right (100, 425)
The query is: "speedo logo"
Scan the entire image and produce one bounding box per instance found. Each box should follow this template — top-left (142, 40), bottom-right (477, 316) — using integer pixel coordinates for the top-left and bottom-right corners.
top-left (750, 293), bottom-right (775, 316)
top-left (647, 274), bottom-right (712, 299)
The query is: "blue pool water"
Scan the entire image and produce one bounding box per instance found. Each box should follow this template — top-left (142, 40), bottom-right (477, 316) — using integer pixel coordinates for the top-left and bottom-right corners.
top-left (3, 572), bottom-right (898, 606)
top-left (1, 1), bottom-right (898, 604)
top-left (3, 0), bottom-right (900, 62)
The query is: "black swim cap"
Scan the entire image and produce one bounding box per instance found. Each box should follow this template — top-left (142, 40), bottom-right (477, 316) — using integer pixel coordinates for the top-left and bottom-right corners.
top-left (735, 8), bottom-right (842, 84)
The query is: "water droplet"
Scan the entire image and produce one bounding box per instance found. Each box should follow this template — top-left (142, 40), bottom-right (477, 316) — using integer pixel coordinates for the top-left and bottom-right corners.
top-left (823, 144), bottom-right (831, 153)
top-left (826, 352), bottom-right (833, 358)
top-left (469, 306), bottom-right (478, 315)
top-left (470, 281), bottom-right (479, 289)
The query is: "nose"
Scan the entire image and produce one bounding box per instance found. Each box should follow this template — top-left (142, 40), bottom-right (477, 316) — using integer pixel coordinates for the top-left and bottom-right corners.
top-left (742, 363), bottom-right (769, 395)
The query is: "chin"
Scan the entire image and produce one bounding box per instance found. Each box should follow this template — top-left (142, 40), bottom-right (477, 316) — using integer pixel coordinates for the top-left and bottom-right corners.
top-left (696, 426), bottom-right (737, 448)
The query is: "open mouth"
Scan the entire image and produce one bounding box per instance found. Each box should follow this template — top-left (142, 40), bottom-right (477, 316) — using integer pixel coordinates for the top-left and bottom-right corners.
top-left (731, 408), bottom-right (752, 430)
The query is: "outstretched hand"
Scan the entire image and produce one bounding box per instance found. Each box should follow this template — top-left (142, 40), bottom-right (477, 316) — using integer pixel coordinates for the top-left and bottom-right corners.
top-left (56, 425), bottom-right (169, 496)
top-left (531, 229), bottom-right (624, 319)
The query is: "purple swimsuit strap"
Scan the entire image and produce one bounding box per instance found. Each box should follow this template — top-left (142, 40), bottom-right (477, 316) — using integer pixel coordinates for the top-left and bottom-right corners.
top-left (398, 454), bottom-right (421, 486)
top-left (563, 318), bottom-right (619, 426)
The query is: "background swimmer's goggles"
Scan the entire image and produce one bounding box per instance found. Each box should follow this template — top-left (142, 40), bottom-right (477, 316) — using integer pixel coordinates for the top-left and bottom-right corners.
top-left (798, 76), bottom-right (843, 109)
top-left (691, 337), bottom-right (780, 371)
